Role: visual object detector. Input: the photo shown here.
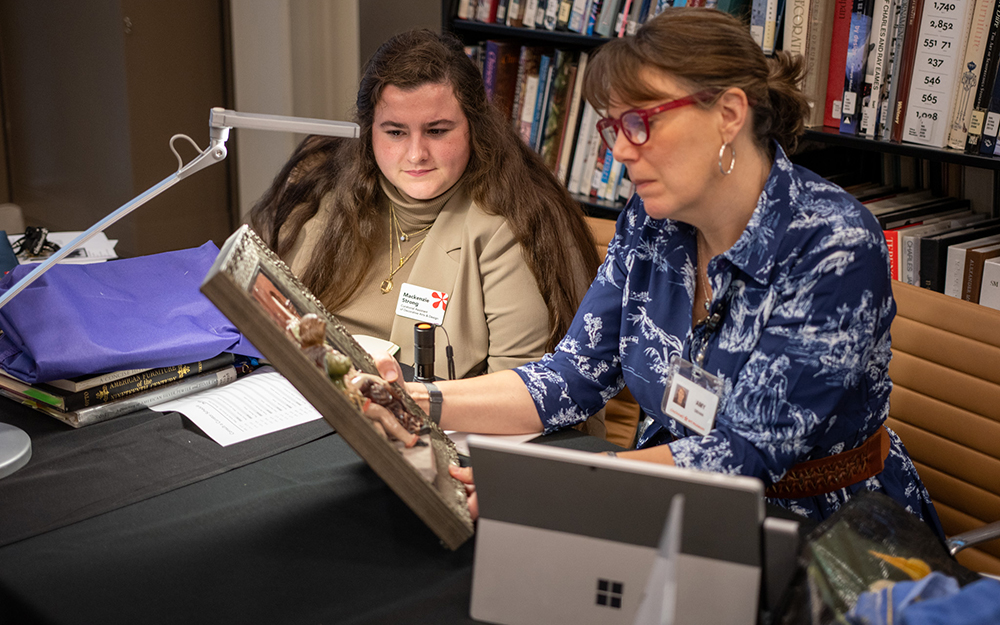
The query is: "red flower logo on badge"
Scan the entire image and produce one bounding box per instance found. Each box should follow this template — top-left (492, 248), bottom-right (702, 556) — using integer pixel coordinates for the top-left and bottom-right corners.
top-left (432, 291), bottom-right (448, 310)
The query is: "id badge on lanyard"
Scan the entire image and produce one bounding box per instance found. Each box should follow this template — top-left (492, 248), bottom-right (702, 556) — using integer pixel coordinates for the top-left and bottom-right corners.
top-left (660, 308), bottom-right (726, 436)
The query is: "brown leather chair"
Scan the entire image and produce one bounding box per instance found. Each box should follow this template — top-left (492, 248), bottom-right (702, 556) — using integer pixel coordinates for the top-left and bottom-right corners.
top-left (888, 281), bottom-right (1000, 576)
top-left (585, 216), bottom-right (643, 448)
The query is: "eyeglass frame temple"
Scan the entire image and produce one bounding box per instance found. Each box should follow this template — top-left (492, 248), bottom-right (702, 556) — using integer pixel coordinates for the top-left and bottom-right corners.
top-left (595, 89), bottom-right (722, 151)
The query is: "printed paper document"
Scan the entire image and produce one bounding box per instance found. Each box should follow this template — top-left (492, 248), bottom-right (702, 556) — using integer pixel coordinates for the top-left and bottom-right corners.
top-left (153, 367), bottom-right (323, 446)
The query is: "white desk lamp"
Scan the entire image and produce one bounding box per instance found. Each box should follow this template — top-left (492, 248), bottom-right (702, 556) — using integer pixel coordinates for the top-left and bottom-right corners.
top-left (0, 108), bottom-right (360, 479)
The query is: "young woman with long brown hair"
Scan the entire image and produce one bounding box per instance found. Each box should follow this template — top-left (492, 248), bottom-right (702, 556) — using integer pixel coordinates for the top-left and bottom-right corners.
top-left (249, 30), bottom-right (600, 386)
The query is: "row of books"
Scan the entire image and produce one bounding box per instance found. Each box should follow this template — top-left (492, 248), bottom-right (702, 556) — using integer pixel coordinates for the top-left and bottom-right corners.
top-left (458, 0), bottom-right (698, 38)
top-left (473, 41), bottom-right (634, 203)
top-left (792, 0), bottom-right (1000, 154)
top-left (460, 0), bottom-right (1000, 157)
top-left (0, 352), bottom-right (240, 427)
top-left (854, 184), bottom-right (1000, 305)
top-left (461, 11), bottom-right (1000, 308)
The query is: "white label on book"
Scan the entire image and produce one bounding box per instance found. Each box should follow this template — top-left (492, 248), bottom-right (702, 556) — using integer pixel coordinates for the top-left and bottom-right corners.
top-left (969, 110), bottom-right (985, 134)
top-left (861, 109), bottom-right (875, 133)
top-left (985, 112), bottom-right (1000, 136)
top-left (832, 99), bottom-right (843, 119)
top-left (843, 92), bottom-right (857, 114)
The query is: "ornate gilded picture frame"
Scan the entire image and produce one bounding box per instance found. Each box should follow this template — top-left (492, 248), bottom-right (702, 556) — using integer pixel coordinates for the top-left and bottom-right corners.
top-left (201, 225), bottom-right (473, 549)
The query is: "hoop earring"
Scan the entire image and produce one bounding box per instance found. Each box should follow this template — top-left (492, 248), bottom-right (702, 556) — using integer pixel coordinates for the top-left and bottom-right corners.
top-left (718, 142), bottom-right (735, 176)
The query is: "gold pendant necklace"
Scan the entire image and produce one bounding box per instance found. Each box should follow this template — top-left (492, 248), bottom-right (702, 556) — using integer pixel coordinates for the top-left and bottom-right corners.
top-left (381, 204), bottom-right (431, 294)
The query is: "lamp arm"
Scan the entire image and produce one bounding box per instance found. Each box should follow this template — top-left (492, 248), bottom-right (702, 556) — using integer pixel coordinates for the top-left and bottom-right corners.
top-left (0, 108), bottom-right (358, 313)
top-left (0, 138), bottom-right (228, 311)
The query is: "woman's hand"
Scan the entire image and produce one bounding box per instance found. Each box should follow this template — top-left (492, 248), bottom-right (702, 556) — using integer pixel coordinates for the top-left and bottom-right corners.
top-left (372, 350), bottom-right (404, 384)
top-left (449, 464), bottom-right (478, 521)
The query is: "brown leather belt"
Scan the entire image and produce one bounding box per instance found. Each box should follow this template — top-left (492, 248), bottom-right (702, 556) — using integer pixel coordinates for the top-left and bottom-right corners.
top-left (765, 427), bottom-right (891, 499)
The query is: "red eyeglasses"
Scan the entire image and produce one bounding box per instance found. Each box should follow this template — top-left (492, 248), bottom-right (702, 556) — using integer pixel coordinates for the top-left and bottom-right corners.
top-left (596, 90), bottom-right (719, 151)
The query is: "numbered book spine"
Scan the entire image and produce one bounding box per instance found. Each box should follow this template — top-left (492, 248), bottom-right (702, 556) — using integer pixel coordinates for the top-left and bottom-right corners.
top-left (826, 0), bottom-right (855, 126)
top-left (946, 0), bottom-right (998, 148)
top-left (585, 0), bottom-right (603, 34)
top-left (878, 0), bottom-right (911, 137)
top-left (540, 50), bottom-right (574, 169)
top-left (980, 258), bottom-right (1000, 309)
top-left (860, 0), bottom-right (896, 136)
top-left (968, 2), bottom-right (1000, 151)
top-left (889, 0), bottom-right (928, 140)
top-left (566, 100), bottom-right (600, 193)
top-left (477, 0), bottom-right (500, 22)
top-left (614, 0), bottom-right (635, 36)
top-left (803, 0), bottom-right (836, 126)
top-left (751, 0), bottom-right (769, 47)
top-left (507, 0), bottom-right (525, 25)
top-left (984, 65), bottom-right (1000, 152)
top-left (523, 0), bottom-right (541, 27)
top-left (764, 0), bottom-right (786, 53)
top-left (556, 0), bottom-right (575, 29)
top-left (544, 0), bottom-right (563, 28)
top-left (568, 101), bottom-right (601, 195)
top-left (839, 0), bottom-right (877, 134)
top-left (530, 53), bottom-right (555, 151)
top-left (514, 47), bottom-right (542, 141)
top-left (568, 0), bottom-right (592, 31)
top-left (901, 0), bottom-right (976, 146)
top-left (557, 51), bottom-right (589, 184)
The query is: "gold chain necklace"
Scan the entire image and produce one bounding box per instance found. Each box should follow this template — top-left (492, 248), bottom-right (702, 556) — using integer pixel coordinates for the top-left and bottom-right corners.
top-left (380, 204), bottom-right (433, 295)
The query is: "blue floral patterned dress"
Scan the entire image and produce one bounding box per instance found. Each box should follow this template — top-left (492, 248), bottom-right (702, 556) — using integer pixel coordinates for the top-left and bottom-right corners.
top-left (515, 146), bottom-right (943, 537)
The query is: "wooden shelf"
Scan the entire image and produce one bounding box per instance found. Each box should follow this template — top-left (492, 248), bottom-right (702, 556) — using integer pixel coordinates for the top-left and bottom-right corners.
top-left (574, 193), bottom-right (625, 218)
top-left (448, 18), bottom-right (612, 49)
top-left (802, 127), bottom-right (1000, 171)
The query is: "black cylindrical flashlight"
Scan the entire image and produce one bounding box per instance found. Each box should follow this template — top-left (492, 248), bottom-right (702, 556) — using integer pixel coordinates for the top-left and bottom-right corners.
top-left (413, 322), bottom-right (436, 382)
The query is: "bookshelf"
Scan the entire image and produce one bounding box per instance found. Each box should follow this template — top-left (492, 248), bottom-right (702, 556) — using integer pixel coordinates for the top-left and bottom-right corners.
top-left (443, 4), bottom-right (1000, 218)
top-left (442, 2), bottom-right (627, 216)
top-left (801, 128), bottom-right (1000, 217)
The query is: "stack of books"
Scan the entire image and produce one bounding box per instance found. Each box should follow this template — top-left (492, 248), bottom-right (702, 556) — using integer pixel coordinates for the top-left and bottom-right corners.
top-left (852, 185), bottom-right (1000, 303)
top-left (0, 352), bottom-right (239, 427)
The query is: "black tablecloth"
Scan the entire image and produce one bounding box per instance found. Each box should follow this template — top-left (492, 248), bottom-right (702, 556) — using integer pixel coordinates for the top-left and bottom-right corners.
top-left (0, 397), bottom-right (334, 547)
top-left (0, 433), bottom-right (479, 625)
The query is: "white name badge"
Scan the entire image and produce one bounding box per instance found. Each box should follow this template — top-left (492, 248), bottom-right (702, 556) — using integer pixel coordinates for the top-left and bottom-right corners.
top-left (395, 283), bottom-right (449, 325)
top-left (661, 357), bottom-right (723, 436)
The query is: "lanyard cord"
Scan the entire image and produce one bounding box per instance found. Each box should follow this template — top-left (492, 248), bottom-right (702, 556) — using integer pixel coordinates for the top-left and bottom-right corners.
top-left (692, 301), bottom-right (726, 368)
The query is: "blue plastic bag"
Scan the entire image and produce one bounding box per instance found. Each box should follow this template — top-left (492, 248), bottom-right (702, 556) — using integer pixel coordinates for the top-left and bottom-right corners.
top-left (0, 242), bottom-right (260, 383)
top-left (848, 572), bottom-right (1000, 625)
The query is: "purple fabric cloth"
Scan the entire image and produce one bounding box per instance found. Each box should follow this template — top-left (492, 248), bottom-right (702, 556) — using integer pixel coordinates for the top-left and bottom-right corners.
top-left (0, 242), bottom-right (261, 383)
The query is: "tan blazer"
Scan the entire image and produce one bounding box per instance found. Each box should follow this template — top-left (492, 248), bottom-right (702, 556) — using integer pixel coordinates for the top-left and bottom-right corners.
top-left (277, 183), bottom-right (605, 437)
top-left (282, 184), bottom-right (553, 378)
top-left (389, 185), bottom-right (551, 379)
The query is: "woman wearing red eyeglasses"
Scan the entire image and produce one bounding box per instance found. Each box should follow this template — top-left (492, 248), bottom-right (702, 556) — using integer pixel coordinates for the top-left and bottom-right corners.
top-left (369, 7), bottom-right (942, 536)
